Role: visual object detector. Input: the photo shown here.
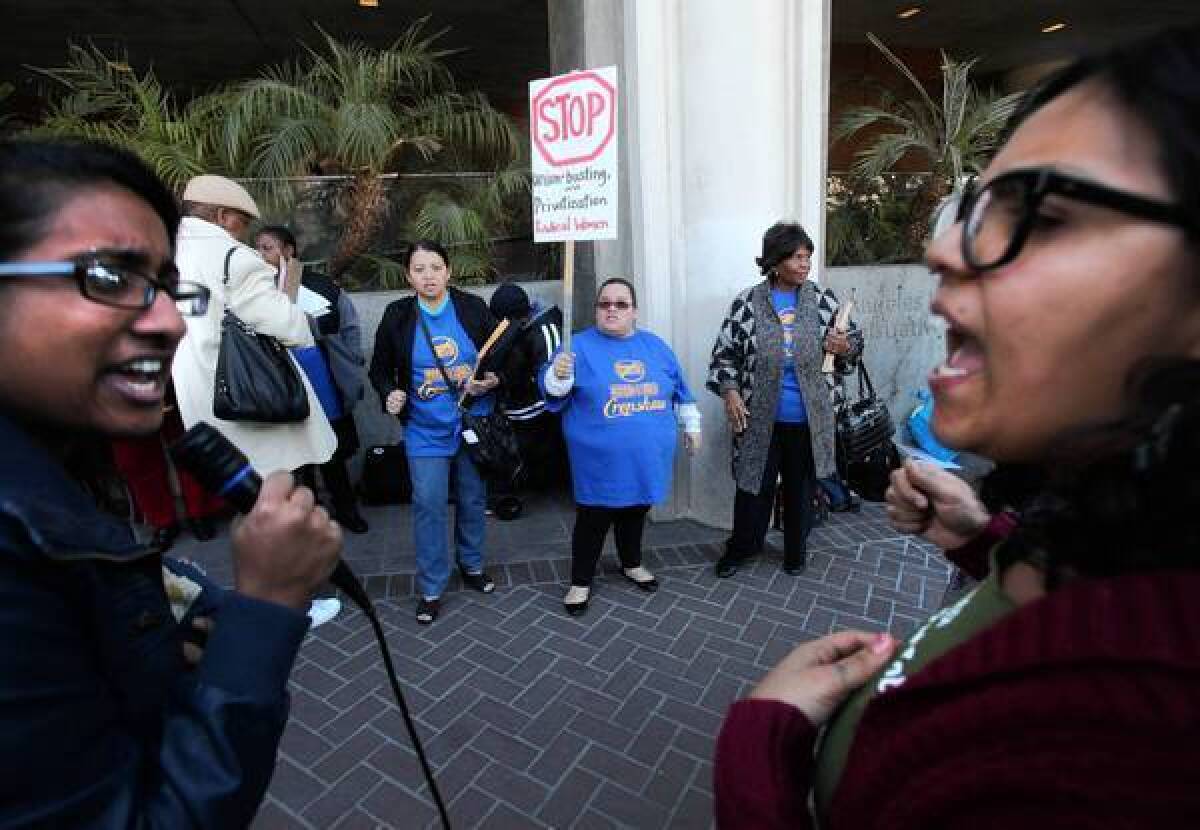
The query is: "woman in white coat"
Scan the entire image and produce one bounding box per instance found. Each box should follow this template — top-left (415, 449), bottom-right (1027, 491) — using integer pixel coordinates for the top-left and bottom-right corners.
top-left (170, 175), bottom-right (335, 474)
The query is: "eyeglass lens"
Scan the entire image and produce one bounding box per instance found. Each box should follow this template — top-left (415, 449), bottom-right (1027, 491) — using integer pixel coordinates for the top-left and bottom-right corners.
top-left (596, 301), bottom-right (631, 310)
top-left (82, 261), bottom-right (208, 316)
top-left (967, 177), bottom-right (1031, 267)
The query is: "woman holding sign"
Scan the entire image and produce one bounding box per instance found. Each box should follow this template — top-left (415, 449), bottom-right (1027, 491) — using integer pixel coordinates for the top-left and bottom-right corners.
top-left (544, 278), bottom-right (701, 616)
top-left (707, 222), bottom-right (861, 578)
top-left (369, 240), bottom-right (502, 624)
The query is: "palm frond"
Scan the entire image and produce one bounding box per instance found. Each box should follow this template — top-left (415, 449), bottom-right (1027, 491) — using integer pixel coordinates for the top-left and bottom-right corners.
top-left (357, 252), bottom-right (410, 290)
top-left (866, 33), bottom-right (940, 120)
top-left (409, 189), bottom-right (490, 247)
top-left (850, 133), bottom-right (926, 180)
top-left (833, 106), bottom-right (917, 143)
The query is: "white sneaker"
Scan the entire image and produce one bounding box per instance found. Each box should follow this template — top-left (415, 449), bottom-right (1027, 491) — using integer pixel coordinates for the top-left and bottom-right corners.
top-left (307, 597), bottom-right (341, 629)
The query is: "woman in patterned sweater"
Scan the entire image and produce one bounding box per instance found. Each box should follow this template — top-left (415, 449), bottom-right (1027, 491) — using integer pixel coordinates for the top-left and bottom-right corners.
top-left (707, 222), bottom-right (861, 577)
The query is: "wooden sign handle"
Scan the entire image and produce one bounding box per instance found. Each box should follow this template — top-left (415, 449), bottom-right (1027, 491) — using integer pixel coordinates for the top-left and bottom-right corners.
top-left (821, 300), bottom-right (854, 373)
top-left (459, 317), bottom-right (511, 406)
top-left (561, 239), bottom-right (574, 351)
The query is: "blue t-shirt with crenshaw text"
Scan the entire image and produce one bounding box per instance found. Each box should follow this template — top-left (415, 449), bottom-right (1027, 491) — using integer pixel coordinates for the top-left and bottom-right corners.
top-left (771, 288), bottom-right (808, 424)
top-left (542, 327), bottom-right (694, 507)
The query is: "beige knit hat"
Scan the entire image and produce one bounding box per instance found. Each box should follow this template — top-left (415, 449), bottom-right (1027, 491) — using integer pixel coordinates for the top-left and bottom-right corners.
top-left (181, 174), bottom-right (261, 219)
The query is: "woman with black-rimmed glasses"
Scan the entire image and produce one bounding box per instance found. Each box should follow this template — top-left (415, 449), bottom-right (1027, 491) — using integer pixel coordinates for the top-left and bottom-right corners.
top-left (543, 277), bottom-right (701, 616)
top-left (0, 138), bottom-right (341, 826)
top-left (715, 26), bottom-right (1200, 829)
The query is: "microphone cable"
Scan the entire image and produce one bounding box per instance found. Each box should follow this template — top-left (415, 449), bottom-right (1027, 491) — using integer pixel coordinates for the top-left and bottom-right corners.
top-left (171, 422), bottom-right (452, 830)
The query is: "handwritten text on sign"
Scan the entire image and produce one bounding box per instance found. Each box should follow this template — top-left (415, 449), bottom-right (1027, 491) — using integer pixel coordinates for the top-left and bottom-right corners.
top-left (529, 67), bottom-right (618, 242)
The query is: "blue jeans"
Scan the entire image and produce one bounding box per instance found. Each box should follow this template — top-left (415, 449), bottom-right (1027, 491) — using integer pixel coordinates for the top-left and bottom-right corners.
top-left (407, 446), bottom-right (487, 599)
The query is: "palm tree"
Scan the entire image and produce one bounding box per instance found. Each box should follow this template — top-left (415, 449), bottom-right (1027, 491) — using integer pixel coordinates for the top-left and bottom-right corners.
top-left (222, 19), bottom-right (522, 278)
top-left (833, 33), bottom-right (1024, 248)
top-left (26, 42), bottom-right (224, 189)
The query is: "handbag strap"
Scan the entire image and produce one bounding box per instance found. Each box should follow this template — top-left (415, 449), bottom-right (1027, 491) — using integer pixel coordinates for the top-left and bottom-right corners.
top-left (852, 362), bottom-right (878, 402)
top-left (416, 309), bottom-right (466, 410)
top-left (218, 246), bottom-right (238, 317)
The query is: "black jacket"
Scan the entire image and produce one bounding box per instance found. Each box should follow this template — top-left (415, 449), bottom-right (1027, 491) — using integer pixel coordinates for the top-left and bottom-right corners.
top-left (368, 287), bottom-right (499, 422)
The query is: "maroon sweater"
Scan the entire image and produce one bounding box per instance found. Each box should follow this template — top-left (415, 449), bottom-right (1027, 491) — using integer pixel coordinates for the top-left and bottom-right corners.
top-left (715, 566), bottom-right (1200, 828)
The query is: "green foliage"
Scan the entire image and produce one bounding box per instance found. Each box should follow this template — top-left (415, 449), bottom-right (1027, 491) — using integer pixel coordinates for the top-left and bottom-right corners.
top-left (835, 33), bottom-right (1022, 184)
top-left (222, 19), bottom-right (522, 277)
top-left (25, 42), bottom-right (225, 189)
top-left (825, 174), bottom-right (925, 265)
top-left (831, 33), bottom-right (1024, 258)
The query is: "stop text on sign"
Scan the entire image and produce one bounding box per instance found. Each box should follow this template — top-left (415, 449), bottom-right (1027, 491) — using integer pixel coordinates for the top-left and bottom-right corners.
top-left (531, 70), bottom-right (616, 167)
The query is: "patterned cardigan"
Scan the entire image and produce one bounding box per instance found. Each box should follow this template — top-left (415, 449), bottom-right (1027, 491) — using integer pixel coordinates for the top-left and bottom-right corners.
top-left (706, 279), bottom-right (863, 495)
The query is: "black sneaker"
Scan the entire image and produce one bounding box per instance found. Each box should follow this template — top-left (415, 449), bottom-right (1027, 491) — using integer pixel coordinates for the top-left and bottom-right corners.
top-left (416, 597), bottom-right (440, 625)
top-left (459, 567), bottom-right (496, 594)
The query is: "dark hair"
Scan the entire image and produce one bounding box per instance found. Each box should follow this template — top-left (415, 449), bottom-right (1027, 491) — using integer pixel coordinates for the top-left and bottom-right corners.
top-left (403, 239), bottom-right (450, 270)
top-left (0, 139), bottom-right (177, 503)
top-left (756, 221), bottom-right (814, 276)
top-left (983, 25), bottom-right (1200, 582)
top-left (1004, 25), bottom-right (1200, 238)
top-left (256, 224), bottom-right (298, 254)
top-left (597, 277), bottom-right (637, 308)
top-left (0, 139), bottom-right (179, 260)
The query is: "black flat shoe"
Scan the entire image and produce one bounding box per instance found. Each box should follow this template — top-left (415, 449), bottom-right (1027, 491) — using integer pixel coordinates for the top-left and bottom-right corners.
top-left (782, 554), bottom-right (807, 576)
top-left (715, 556), bottom-right (742, 578)
top-left (563, 585), bottom-right (590, 616)
top-left (622, 566), bottom-right (658, 592)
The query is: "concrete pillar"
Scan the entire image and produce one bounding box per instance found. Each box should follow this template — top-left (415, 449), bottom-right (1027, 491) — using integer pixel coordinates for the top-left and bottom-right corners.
top-left (548, 0), bottom-right (833, 527)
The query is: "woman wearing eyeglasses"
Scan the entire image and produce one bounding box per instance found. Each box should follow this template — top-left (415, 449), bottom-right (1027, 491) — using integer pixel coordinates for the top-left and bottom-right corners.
top-left (715, 26), bottom-right (1200, 829)
top-left (707, 222), bottom-right (860, 579)
top-left (544, 278), bottom-right (701, 616)
top-left (0, 139), bottom-right (341, 825)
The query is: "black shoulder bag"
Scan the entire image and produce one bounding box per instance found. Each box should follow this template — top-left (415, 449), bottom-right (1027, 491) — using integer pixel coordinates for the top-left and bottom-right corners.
top-left (213, 247), bottom-right (310, 423)
top-left (836, 363), bottom-right (900, 501)
top-left (417, 312), bottom-right (522, 483)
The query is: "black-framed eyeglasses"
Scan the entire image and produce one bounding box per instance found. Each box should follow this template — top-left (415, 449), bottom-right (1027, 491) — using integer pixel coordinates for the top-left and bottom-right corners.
top-left (949, 167), bottom-right (1195, 271)
top-left (595, 300), bottom-right (633, 311)
top-left (0, 253), bottom-right (209, 316)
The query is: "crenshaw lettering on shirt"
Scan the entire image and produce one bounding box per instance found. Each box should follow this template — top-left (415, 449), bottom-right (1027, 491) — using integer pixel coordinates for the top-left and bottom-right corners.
top-left (604, 375), bottom-right (666, 419)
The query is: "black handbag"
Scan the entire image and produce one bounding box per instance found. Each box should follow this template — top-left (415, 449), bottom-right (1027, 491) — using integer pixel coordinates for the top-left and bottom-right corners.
top-left (836, 363), bottom-right (900, 502)
top-left (418, 313), bottom-right (523, 483)
top-left (212, 247), bottom-right (310, 423)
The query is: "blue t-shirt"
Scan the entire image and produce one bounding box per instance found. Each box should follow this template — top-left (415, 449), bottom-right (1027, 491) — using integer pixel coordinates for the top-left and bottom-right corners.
top-left (406, 299), bottom-right (489, 457)
top-left (771, 288), bottom-right (808, 424)
top-left (543, 327), bottom-right (695, 507)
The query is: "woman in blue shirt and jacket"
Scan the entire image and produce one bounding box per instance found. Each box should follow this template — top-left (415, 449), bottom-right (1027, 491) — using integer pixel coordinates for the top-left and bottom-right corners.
top-left (544, 277), bottom-right (701, 616)
top-left (369, 240), bottom-right (502, 624)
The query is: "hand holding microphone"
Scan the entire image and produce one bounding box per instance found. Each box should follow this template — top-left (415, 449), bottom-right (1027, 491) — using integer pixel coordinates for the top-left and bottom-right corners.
top-left (171, 423), bottom-right (357, 610)
top-left (231, 471), bottom-right (341, 610)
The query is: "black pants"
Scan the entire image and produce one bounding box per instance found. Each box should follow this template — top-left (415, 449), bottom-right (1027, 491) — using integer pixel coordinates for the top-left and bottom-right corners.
top-left (571, 504), bottom-right (650, 586)
top-left (728, 422), bottom-right (816, 566)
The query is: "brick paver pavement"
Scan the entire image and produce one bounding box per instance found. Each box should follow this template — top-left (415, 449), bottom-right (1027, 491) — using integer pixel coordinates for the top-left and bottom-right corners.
top-left (249, 505), bottom-right (950, 829)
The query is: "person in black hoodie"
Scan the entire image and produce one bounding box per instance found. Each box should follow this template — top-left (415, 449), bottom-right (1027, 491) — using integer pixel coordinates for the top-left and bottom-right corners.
top-left (487, 282), bottom-right (568, 503)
